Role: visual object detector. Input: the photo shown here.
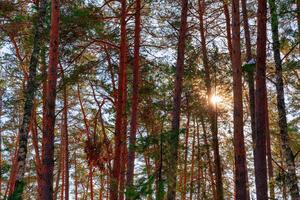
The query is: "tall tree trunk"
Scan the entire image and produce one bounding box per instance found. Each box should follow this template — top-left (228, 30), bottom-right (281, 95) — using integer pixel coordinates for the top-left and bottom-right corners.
top-left (119, 99), bottom-right (128, 200)
top-left (268, 0), bottom-right (300, 198)
top-left (60, 117), bottom-right (65, 200)
top-left (200, 116), bottom-right (216, 199)
top-left (8, 0), bottom-right (47, 199)
top-left (297, 0), bottom-right (300, 53)
top-left (110, 0), bottom-right (128, 199)
top-left (166, 0), bottom-right (188, 199)
top-left (266, 110), bottom-right (275, 199)
top-left (195, 120), bottom-right (203, 200)
top-left (126, 0), bottom-right (141, 197)
top-left (231, 0), bottom-right (248, 199)
top-left (241, 1), bottom-right (255, 199)
top-left (38, 0), bottom-right (60, 199)
top-left (254, 0), bottom-right (268, 199)
top-left (61, 67), bottom-right (69, 200)
top-left (74, 152), bottom-right (78, 200)
top-left (189, 123), bottom-right (196, 200)
top-left (63, 86), bottom-right (69, 200)
top-left (89, 165), bottom-right (94, 200)
top-left (222, 0), bottom-right (233, 59)
top-left (241, 0), bottom-right (256, 147)
top-left (181, 98), bottom-right (190, 200)
top-left (199, 1), bottom-right (223, 199)
top-left (0, 88), bottom-right (3, 199)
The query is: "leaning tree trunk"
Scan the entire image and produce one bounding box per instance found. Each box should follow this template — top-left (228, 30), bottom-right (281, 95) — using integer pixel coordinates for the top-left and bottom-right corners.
top-left (110, 0), bottom-right (128, 199)
top-left (268, 0), bottom-right (300, 198)
top-left (166, 0), bottom-right (189, 199)
top-left (126, 0), bottom-right (141, 197)
top-left (231, 0), bottom-right (248, 199)
top-left (254, 0), bottom-right (268, 199)
top-left (8, 0), bottom-right (47, 199)
top-left (38, 0), bottom-right (60, 199)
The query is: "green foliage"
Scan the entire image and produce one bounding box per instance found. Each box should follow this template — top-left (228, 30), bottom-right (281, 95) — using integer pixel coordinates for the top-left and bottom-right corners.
top-left (125, 175), bottom-right (156, 199)
top-left (242, 62), bottom-right (255, 73)
top-left (8, 181), bottom-right (26, 200)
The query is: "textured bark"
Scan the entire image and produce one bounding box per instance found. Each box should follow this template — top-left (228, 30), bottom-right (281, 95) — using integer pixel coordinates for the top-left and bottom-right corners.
top-left (254, 0), bottom-right (268, 199)
top-left (110, 0), bottom-right (128, 199)
top-left (268, 0), bottom-right (300, 198)
top-left (63, 85), bottom-right (69, 200)
top-left (126, 0), bottom-right (141, 196)
top-left (231, 0), bottom-right (248, 199)
top-left (89, 165), bottom-right (94, 200)
top-left (199, 1), bottom-right (223, 199)
top-left (119, 87), bottom-right (128, 200)
top-left (166, 0), bottom-right (188, 199)
top-left (31, 102), bottom-right (43, 196)
top-left (38, 0), bottom-right (60, 199)
top-left (8, 0), bottom-right (47, 199)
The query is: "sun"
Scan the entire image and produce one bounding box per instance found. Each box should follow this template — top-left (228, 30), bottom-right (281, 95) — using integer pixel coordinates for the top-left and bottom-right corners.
top-left (211, 95), bottom-right (222, 105)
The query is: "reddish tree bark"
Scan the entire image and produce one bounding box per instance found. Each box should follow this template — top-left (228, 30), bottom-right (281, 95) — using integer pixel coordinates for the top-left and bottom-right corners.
top-left (89, 165), bottom-right (94, 200)
top-left (231, 0), bottom-right (248, 199)
top-left (254, 0), bottom-right (268, 199)
top-left (110, 0), bottom-right (128, 199)
top-left (38, 0), bottom-right (60, 199)
top-left (166, 0), bottom-right (189, 199)
top-left (126, 0), bottom-right (141, 195)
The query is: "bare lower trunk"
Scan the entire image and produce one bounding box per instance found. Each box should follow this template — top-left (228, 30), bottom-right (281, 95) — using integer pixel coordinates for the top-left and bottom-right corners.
top-left (110, 0), bottom-right (128, 199)
top-left (126, 0), bottom-right (141, 197)
top-left (181, 100), bottom-right (190, 200)
top-left (200, 116), bottom-right (216, 199)
top-left (232, 0), bottom-right (248, 199)
top-left (166, 0), bottom-right (189, 199)
top-left (254, 0), bottom-right (268, 199)
top-left (38, 0), bottom-right (60, 199)
top-left (189, 123), bottom-right (196, 200)
top-left (266, 110), bottom-right (275, 199)
top-left (268, 0), bottom-right (300, 198)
